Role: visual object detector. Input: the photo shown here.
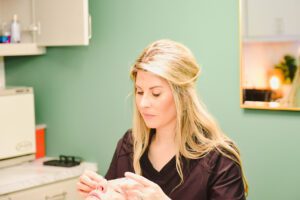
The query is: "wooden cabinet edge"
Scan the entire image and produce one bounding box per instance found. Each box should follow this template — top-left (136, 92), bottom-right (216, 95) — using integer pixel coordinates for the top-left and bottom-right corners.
top-left (0, 44), bottom-right (46, 57)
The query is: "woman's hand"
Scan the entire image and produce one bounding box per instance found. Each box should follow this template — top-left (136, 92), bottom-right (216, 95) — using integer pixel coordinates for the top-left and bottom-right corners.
top-left (77, 170), bottom-right (108, 198)
top-left (121, 172), bottom-right (171, 200)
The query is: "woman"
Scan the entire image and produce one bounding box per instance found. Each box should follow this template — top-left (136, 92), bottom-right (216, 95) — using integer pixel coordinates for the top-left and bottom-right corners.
top-left (77, 39), bottom-right (248, 200)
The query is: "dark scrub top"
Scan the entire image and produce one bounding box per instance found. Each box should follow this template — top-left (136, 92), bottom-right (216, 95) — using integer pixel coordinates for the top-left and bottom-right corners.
top-left (105, 129), bottom-right (246, 200)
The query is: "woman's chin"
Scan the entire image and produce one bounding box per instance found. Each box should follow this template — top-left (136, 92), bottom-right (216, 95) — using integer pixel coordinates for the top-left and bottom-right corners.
top-left (144, 121), bottom-right (158, 129)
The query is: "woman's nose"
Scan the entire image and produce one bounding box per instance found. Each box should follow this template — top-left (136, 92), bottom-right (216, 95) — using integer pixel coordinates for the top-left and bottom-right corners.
top-left (140, 94), bottom-right (151, 108)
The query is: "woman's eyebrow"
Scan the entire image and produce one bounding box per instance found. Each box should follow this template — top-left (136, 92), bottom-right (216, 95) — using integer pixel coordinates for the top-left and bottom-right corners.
top-left (135, 85), bottom-right (163, 89)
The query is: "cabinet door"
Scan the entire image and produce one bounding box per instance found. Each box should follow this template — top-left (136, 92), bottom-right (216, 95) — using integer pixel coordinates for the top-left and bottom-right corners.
top-left (245, 0), bottom-right (300, 39)
top-left (35, 0), bottom-right (90, 46)
top-left (246, 0), bottom-right (283, 37)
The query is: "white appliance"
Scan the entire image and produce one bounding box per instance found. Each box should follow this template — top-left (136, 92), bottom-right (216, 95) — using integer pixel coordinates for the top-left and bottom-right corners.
top-left (0, 87), bottom-right (36, 168)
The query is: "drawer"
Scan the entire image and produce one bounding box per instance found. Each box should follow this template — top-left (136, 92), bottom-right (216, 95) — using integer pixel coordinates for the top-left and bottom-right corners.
top-left (0, 177), bottom-right (83, 200)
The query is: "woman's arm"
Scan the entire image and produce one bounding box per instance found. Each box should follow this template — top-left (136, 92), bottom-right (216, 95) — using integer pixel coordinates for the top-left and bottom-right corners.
top-left (208, 152), bottom-right (246, 200)
top-left (105, 129), bottom-right (133, 179)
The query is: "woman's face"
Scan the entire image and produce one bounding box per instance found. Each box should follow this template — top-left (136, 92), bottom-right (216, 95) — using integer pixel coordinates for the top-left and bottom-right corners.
top-left (135, 70), bottom-right (177, 130)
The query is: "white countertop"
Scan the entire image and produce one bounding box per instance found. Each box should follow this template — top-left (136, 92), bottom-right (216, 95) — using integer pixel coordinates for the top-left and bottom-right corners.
top-left (0, 158), bottom-right (97, 195)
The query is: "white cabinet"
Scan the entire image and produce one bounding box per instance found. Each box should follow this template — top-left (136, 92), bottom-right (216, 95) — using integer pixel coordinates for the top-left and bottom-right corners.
top-left (0, 178), bottom-right (83, 200)
top-left (0, 159), bottom-right (97, 200)
top-left (242, 0), bottom-right (300, 41)
top-left (0, 0), bottom-right (91, 56)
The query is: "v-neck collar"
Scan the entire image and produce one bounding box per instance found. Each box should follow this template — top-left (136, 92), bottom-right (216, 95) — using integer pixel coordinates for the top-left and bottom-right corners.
top-left (141, 129), bottom-right (176, 177)
top-left (143, 146), bottom-right (176, 175)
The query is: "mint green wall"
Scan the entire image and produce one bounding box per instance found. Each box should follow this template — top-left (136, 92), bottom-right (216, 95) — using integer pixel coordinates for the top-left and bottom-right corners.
top-left (5, 0), bottom-right (300, 199)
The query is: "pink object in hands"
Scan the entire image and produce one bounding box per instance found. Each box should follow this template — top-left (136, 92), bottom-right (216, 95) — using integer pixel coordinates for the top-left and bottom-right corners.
top-left (96, 184), bottom-right (104, 191)
top-left (86, 183), bottom-right (105, 200)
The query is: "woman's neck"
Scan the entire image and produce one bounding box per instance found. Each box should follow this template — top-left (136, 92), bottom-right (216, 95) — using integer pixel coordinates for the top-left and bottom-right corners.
top-left (148, 123), bottom-right (177, 171)
top-left (153, 122), bottom-right (176, 146)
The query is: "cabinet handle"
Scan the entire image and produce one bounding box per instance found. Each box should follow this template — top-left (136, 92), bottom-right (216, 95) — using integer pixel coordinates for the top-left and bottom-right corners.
top-left (275, 18), bottom-right (284, 35)
top-left (45, 191), bottom-right (67, 200)
top-left (37, 22), bottom-right (41, 35)
top-left (88, 14), bottom-right (92, 39)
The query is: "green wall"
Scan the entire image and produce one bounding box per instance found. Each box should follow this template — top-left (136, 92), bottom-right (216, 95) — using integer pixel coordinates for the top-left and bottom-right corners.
top-left (5, 0), bottom-right (300, 199)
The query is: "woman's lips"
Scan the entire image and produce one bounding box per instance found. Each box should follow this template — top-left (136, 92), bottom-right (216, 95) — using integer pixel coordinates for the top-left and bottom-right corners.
top-left (142, 113), bottom-right (156, 119)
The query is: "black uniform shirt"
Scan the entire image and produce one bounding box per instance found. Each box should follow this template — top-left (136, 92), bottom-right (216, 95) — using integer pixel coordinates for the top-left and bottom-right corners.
top-left (105, 129), bottom-right (245, 200)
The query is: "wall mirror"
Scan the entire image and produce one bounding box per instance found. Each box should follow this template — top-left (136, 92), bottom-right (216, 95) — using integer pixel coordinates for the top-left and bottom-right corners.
top-left (240, 0), bottom-right (300, 111)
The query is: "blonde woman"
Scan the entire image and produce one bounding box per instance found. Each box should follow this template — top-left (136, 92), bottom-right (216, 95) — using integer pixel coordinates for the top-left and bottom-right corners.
top-left (77, 39), bottom-right (248, 200)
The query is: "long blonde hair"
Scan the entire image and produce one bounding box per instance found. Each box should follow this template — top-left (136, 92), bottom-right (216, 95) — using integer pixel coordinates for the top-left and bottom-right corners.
top-left (130, 39), bottom-right (248, 195)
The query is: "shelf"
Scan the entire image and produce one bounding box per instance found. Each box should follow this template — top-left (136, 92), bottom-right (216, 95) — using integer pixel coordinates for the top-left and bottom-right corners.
top-left (0, 43), bottom-right (46, 56)
top-left (241, 101), bottom-right (300, 111)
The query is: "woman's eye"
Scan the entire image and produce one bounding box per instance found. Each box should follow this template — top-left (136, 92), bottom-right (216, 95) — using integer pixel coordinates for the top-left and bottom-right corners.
top-left (153, 93), bottom-right (160, 97)
top-left (136, 91), bottom-right (143, 95)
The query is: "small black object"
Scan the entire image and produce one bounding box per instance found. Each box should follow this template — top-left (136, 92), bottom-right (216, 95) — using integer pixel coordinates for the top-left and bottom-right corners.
top-left (243, 89), bottom-right (272, 102)
top-left (43, 155), bottom-right (82, 167)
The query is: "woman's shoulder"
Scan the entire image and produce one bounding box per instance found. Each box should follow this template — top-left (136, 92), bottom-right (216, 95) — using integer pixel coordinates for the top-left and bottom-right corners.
top-left (203, 149), bottom-right (245, 199)
top-left (189, 148), bottom-right (241, 175)
top-left (204, 148), bottom-right (240, 169)
top-left (198, 148), bottom-right (243, 184)
top-left (122, 128), bottom-right (133, 146)
top-left (115, 129), bottom-right (134, 157)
